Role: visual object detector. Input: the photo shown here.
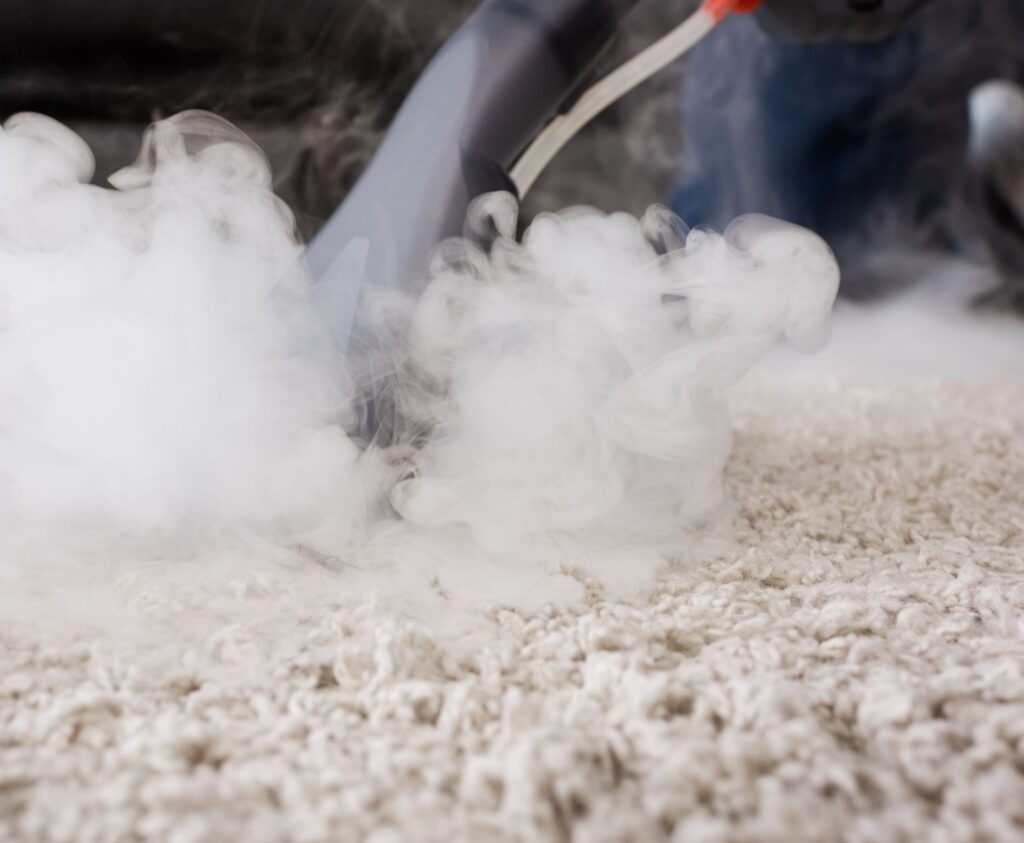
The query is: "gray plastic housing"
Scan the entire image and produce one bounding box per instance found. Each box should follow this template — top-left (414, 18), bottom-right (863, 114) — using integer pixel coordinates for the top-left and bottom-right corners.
top-left (305, 0), bottom-right (622, 353)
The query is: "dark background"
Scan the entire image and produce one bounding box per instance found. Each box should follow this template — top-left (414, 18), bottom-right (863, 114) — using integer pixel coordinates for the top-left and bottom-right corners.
top-left (0, 0), bottom-right (697, 239)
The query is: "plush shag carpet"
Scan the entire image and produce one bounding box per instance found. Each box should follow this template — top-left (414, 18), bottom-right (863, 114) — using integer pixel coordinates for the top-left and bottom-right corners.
top-left (3, 363), bottom-right (1024, 842)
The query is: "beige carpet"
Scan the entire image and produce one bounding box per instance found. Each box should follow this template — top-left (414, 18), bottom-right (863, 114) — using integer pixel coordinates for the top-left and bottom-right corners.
top-left (3, 322), bottom-right (1024, 842)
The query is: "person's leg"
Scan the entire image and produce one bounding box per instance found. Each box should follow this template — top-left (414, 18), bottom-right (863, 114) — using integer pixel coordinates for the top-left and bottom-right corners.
top-left (672, 0), bottom-right (1024, 297)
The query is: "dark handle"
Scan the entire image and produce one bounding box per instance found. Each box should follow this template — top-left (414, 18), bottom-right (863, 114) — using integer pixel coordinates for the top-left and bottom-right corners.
top-left (305, 0), bottom-right (623, 351)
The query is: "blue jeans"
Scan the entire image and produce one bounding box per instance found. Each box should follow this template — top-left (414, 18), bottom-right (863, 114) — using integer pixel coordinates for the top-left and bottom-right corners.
top-left (672, 0), bottom-right (1024, 289)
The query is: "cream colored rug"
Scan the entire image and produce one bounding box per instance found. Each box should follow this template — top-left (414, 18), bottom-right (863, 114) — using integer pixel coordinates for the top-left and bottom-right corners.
top-left (3, 295), bottom-right (1024, 843)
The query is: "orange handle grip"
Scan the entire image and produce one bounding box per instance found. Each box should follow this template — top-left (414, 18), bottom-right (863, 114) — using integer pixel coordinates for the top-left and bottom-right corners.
top-left (701, 0), bottom-right (762, 22)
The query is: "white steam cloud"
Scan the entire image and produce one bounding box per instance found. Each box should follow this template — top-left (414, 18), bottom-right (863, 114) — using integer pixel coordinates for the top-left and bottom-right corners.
top-left (0, 111), bottom-right (362, 559)
top-left (0, 110), bottom-right (839, 631)
top-left (392, 199), bottom-right (838, 549)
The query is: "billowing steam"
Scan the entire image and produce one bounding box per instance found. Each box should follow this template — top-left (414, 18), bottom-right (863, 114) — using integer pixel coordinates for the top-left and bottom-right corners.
top-left (0, 110), bottom-right (838, 628)
top-left (0, 111), bottom-right (363, 561)
top-left (391, 199), bottom-right (837, 549)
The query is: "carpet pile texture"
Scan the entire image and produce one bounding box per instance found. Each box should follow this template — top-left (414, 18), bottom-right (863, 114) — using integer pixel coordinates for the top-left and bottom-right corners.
top-left (3, 373), bottom-right (1024, 843)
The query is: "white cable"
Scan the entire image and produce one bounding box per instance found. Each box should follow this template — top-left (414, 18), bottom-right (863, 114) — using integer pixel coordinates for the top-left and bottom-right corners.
top-left (510, 5), bottom-right (718, 197)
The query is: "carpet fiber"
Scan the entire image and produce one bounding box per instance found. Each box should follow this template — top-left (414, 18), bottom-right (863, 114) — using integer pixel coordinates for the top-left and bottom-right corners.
top-left (3, 367), bottom-right (1024, 842)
